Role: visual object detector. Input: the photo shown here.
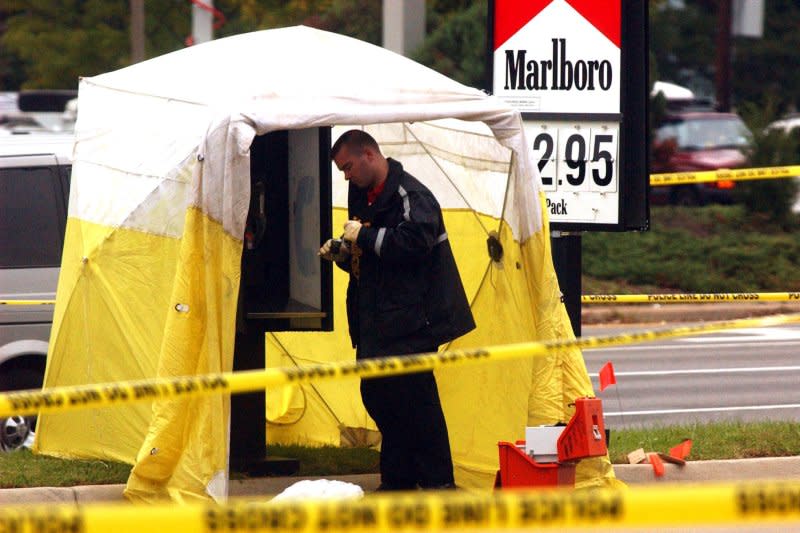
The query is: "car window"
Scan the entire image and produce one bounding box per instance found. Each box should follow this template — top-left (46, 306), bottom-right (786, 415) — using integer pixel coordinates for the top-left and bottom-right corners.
top-left (654, 122), bottom-right (679, 144)
top-left (0, 165), bottom-right (65, 268)
top-left (665, 117), bottom-right (752, 151)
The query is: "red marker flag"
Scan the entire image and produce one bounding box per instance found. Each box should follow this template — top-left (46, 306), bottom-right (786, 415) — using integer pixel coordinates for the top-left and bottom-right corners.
top-left (647, 452), bottom-right (666, 477)
top-left (669, 439), bottom-right (693, 460)
top-left (599, 361), bottom-right (616, 391)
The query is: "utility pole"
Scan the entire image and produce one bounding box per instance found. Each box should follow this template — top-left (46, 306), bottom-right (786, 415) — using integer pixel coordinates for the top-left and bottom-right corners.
top-left (715, 0), bottom-right (732, 111)
top-left (382, 0), bottom-right (426, 56)
top-left (130, 0), bottom-right (145, 63)
top-left (192, 0), bottom-right (214, 45)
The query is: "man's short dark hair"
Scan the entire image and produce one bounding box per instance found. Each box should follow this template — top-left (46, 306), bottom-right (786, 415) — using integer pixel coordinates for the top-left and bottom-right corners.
top-left (331, 129), bottom-right (381, 159)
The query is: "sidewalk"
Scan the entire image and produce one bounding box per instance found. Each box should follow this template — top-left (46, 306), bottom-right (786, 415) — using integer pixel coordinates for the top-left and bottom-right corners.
top-left (3, 455), bottom-right (800, 504)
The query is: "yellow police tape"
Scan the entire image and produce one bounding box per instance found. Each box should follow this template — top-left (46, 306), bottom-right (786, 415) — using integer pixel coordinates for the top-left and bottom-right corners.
top-left (3, 481), bottom-right (800, 531)
top-left (0, 299), bottom-right (55, 305)
top-left (583, 291), bottom-right (800, 304)
top-left (2, 313), bottom-right (800, 419)
top-left (650, 164), bottom-right (800, 186)
top-left (9, 291), bottom-right (800, 307)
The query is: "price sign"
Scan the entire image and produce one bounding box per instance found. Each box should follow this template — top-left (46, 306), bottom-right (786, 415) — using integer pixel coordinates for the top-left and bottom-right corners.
top-left (525, 121), bottom-right (619, 223)
top-left (490, 0), bottom-right (648, 231)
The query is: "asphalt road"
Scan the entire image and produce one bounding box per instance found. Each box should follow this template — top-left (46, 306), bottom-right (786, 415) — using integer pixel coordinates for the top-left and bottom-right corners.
top-left (582, 323), bottom-right (800, 429)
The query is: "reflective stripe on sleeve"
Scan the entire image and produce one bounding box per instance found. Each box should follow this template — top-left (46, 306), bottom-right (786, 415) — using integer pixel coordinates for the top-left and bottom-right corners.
top-left (375, 227), bottom-right (386, 256)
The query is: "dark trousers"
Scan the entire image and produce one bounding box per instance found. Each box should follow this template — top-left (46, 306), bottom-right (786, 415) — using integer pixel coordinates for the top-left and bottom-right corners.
top-left (360, 366), bottom-right (455, 489)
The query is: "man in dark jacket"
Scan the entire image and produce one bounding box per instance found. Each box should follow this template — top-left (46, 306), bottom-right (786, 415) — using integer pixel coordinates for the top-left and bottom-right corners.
top-left (319, 129), bottom-right (476, 491)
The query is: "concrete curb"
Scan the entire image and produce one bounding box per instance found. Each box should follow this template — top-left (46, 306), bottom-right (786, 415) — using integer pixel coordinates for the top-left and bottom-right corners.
top-left (613, 456), bottom-right (800, 484)
top-left (4, 456), bottom-right (800, 504)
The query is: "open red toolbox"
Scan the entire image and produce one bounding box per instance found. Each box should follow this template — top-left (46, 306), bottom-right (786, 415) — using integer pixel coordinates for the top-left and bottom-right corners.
top-left (495, 397), bottom-right (607, 489)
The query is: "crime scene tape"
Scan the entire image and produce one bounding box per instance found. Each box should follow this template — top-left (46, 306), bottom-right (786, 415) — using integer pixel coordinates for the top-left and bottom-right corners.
top-left (582, 291), bottom-right (800, 304)
top-left (650, 164), bottom-right (800, 186)
top-left (6, 293), bottom-right (800, 306)
top-left (1, 313), bottom-right (799, 419)
top-left (3, 480), bottom-right (800, 531)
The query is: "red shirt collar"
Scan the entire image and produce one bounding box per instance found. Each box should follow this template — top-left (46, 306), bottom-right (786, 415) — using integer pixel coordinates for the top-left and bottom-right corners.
top-left (367, 177), bottom-right (387, 206)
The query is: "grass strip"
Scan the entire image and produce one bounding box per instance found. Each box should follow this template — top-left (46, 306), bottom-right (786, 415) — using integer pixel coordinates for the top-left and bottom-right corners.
top-left (607, 420), bottom-right (800, 464)
top-left (582, 205), bottom-right (800, 295)
top-left (0, 449), bottom-right (131, 489)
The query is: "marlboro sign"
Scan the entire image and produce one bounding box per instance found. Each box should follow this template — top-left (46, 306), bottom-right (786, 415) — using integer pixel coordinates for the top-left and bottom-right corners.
top-left (494, 0), bottom-right (620, 114)
top-left (489, 0), bottom-right (648, 231)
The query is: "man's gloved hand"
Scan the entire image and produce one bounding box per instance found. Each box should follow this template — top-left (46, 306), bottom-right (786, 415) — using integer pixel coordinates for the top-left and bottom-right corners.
top-left (343, 220), bottom-right (362, 243)
top-left (319, 238), bottom-right (350, 262)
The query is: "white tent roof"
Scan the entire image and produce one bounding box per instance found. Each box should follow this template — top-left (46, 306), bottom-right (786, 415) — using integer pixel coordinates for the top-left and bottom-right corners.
top-left (89, 26), bottom-right (487, 113)
top-left (73, 26), bottom-right (540, 242)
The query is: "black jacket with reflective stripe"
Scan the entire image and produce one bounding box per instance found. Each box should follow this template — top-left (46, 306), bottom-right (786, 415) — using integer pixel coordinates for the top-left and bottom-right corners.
top-left (339, 158), bottom-right (476, 358)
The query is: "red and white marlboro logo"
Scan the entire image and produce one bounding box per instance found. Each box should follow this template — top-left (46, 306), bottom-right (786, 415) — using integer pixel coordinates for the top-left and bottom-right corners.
top-left (494, 0), bottom-right (620, 50)
top-left (492, 0), bottom-right (621, 114)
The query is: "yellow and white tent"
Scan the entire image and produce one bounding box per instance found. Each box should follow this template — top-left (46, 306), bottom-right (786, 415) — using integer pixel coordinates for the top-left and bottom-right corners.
top-left (34, 26), bottom-right (620, 502)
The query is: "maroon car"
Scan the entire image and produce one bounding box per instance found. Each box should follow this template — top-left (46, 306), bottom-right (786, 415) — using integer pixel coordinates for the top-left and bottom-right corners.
top-left (650, 111), bottom-right (753, 206)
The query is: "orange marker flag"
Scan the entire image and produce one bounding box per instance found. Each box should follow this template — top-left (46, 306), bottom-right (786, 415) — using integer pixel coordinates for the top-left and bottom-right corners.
top-left (647, 452), bottom-right (666, 477)
top-left (669, 438), bottom-right (693, 460)
top-left (598, 361), bottom-right (616, 391)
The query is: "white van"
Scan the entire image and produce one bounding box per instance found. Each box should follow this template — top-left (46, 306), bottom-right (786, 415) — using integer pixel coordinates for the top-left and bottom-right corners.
top-left (0, 132), bottom-right (73, 450)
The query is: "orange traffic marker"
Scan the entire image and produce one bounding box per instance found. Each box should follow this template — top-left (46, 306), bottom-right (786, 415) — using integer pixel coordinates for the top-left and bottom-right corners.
top-left (669, 438), bottom-right (693, 460)
top-left (647, 452), bottom-right (665, 477)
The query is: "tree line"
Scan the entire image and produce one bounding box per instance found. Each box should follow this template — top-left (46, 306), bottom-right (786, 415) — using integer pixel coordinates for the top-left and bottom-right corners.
top-left (3, 1), bottom-right (799, 115)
